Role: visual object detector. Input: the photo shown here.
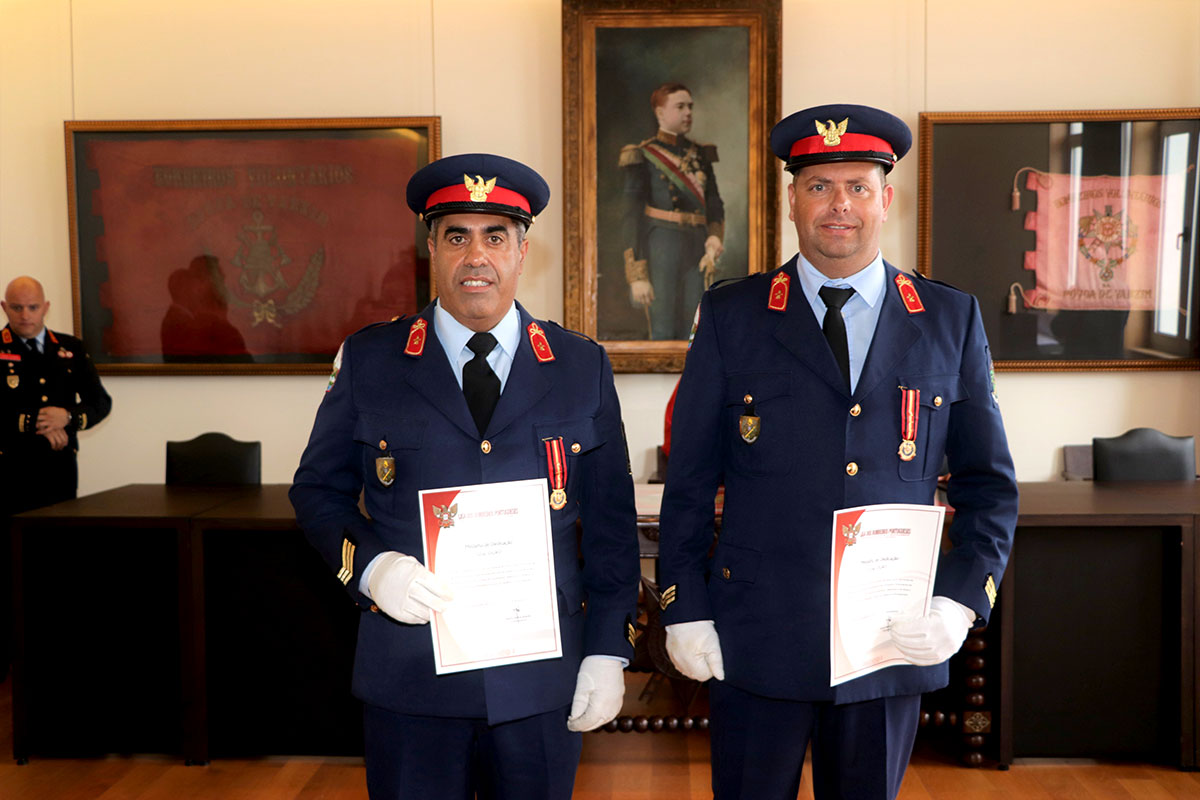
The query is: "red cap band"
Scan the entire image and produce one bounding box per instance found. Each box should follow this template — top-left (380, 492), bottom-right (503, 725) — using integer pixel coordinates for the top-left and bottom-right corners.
top-left (790, 132), bottom-right (894, 159)
top-left (425, 183), bottom-right (531, 213)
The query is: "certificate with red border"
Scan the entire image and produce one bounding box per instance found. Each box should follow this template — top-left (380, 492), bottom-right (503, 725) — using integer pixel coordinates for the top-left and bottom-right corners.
top-left (419, 478), bottom-right (562, 675)
top-left (829, 503), bottom-right (944, 686)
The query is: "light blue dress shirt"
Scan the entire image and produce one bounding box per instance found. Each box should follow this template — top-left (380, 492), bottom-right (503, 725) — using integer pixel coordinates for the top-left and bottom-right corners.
top-left (433, 300), bottom-right (521, 392)
top-left (795, 252), bottom-right (887, 394)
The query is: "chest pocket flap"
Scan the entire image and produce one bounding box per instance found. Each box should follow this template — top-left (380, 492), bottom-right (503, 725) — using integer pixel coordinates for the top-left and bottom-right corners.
top-left (353, 413), bottom-right (426, 450)
top-left (723, 371), bottom-right (791, 408)
top-left (534, 417), bottom-right (603, 456)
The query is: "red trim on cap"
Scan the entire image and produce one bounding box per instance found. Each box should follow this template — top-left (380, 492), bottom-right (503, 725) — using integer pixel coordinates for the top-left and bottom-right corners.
top-left (425, 183), bottom-right (531, 213)
top-left (790, 132), bottom-right (894, 158)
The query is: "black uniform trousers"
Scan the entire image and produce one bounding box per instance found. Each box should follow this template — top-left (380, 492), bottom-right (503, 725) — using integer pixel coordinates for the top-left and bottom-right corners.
top-left (709, 681), bottom-right (921, 800)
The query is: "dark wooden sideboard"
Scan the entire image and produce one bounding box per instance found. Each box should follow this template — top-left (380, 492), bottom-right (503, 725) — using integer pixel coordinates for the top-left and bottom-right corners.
top-left (11, 481), bottom-right (1199, 768)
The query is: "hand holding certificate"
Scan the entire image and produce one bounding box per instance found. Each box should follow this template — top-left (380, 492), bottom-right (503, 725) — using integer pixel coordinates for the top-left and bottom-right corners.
top-left (829, 503), bottom-right (945, 686)
top-left (420, 478), bottom-right (562, 675)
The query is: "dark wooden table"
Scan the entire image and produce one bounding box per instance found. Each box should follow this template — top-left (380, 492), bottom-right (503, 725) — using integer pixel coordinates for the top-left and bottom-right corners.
top-left (11, 481), bottom-right (1199, 769)
top-left (9, 483), bottom-right (357, 764)
top-left (1000, 480), bottom-right (1198, 769)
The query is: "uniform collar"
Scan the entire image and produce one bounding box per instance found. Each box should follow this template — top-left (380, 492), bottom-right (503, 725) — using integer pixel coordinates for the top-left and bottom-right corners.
top-left (433, 300), bottom-right (521, 362)
top-left (796, 251), bottom-right (886, 309)
top-left (655, 129), bottom-right (690, 148)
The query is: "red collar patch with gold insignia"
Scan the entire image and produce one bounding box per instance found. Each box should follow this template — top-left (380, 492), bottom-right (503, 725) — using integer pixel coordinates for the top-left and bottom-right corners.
top-left (527, 322), bottom-right (555, 363)
top-left (1, 329), bottom-right (11, 344)
top-left (894, 274), bottom-right (925, 314)
top-left (767, 272), bottom-right (790, 312)
top-left (404, 319), bottom-right (427, 357)
top-left (47, 330), bottom-right (59, 344)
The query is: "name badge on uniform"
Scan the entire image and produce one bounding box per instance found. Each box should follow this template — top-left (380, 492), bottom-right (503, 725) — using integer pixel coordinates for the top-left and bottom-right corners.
top-left (738, 394), bottom-right (760, 444)
top-left (898, 386), bottom-right (919, 461)
top-left (542, 436), bottom-right (568, 510)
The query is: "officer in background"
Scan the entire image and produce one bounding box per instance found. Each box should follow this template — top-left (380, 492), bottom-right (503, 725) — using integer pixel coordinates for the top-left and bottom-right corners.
top-left (620, 82), bottom-right (726, 339)
top-left (290, 154), bottom-right (640, 799)
top-left (657, 105), bottom-right (1018, 799)
top-left (2, 274), bottom-right (112, 677)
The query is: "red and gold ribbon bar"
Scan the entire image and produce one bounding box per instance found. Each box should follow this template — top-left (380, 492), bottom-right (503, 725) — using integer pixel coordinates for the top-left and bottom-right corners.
top-left (527, 322), bottom-right (555, 363)
top-left (898, 386), bottom-right (920, 461)
top-left (543, 436), bottom-right (568, 510)
top-left (404, 319), bottom-right (427, 357)
top-left (894, 274), bottom-right (925, 314)
top-left (767, 272), bottom-right (790, 312)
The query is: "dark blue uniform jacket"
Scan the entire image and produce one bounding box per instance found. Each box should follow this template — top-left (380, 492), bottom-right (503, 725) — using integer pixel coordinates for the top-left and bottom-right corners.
top-left (658, 257), bottom-right (1018, 704)
top-left (290, 302), bottom-right (639, 725)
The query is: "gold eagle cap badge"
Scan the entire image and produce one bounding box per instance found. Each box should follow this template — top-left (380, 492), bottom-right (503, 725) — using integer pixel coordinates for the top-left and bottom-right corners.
top-left (464, 174), bottom-right (497, 203)
top-left (815, 117), bottom-right (849, 147)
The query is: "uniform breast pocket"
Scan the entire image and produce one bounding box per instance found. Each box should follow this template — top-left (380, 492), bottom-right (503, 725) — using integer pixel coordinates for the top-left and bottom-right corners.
top-left (723, 371), bottom-right (795, 477)
top-left (533, 417), bottom-right (603, 507)
top-left (896, 374), bottom-right (967, 482)
top-left (353, 413), bottom-right (426, 516)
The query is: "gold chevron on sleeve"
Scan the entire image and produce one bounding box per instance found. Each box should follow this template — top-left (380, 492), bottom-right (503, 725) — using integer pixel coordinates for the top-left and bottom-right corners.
top-left (626, 620), bottom-right (640, 648)
top-left (659, 584), bottom-right (677, 611)
top-left (336, 539), bottom-right (356, 585)
top-left (984, 574), bottom-right (997, 609)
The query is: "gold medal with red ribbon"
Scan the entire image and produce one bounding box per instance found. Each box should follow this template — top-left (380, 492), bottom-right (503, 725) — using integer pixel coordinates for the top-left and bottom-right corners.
top-left (404, 319), bottom-right (427, 357)
top-left (542, 436), bottom-right (568, 510)
top-left (527, 322), bottom-right (555, 363)
top-left (898, 386), bottom-right (920, 461)
top-left (767, 272), bottom-right (790, 312)
top-left (894, 274), bottom-right (926, 314)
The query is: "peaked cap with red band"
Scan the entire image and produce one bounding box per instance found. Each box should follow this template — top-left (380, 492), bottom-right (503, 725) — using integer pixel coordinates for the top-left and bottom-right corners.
top-left (406, 153), bottom-right (550, 227)
top-left (770, 103), bottom-right (912, 175)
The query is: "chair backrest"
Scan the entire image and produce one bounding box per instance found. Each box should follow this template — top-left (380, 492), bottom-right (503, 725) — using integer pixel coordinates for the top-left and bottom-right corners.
top-left (166, 432), bottom-right (262, 486)
top-left (1062, 444), bottom-right (1094, 480)
top-left (1092, 427), bottom-right (1196, 481)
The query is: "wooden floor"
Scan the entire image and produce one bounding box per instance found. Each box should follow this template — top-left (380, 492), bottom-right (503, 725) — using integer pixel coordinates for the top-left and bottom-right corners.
top-left (1, 676), bottom-right (1198, 799)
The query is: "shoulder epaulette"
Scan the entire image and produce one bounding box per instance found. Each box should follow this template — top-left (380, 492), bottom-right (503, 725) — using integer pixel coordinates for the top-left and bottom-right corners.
top-left (545, 319), bottom-right (597, 345)
top-left (701, 143), bottom-right (719, 163)
top-left (708, 274), bottom-right (753, 292)
top-left (618, 144), bottom-right (645, 168)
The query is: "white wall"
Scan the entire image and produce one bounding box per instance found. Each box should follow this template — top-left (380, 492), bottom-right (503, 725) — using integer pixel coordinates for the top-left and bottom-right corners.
top-left (2, 0), bottom-right (1198, 495)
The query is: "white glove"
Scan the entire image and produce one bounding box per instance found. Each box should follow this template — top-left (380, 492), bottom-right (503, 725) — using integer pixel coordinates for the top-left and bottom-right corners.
top-left (889, 596), bottom-right (976, 666)
top-left (665, 620), bottom-right (725, 682)
top-left (566, 655), bottom-right (626, 732)
top-left (367, 552), bottom-right (453, 625)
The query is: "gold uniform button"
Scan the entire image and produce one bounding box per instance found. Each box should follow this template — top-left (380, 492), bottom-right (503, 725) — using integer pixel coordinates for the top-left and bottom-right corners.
top-left (378, 439), bottom-right (387, 450)
top-left (933, 396), bottom-right (943, 407)
top-left (41, 395), bottom-right (48, 402)
top-left (743, 394), bottom-right (753, 404)
top-left (721, 567), bottom-right (731, 580)
top-left (369, 604), bottom-right (380, 613)
top-left (570, 442), bottom-right (581, 454)
top-left (849, 403), bottom-right (862, 417)
top-left (846, 461), bottom-right (859, 476)
top-left (480, 440), bottom-right (492, 454)
top-left (39, 378), bottom-right (46, 384)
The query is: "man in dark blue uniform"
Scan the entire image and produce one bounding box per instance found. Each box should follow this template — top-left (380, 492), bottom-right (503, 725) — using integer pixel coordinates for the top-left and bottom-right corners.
top-left (620, 82), bottom-right (726, 340)
top-left (290, 154), bottom-right (640, 799)
top-left (658, 105), bottom-right (1018, 799)
top-left (2, 275), bottom-right (112, 677)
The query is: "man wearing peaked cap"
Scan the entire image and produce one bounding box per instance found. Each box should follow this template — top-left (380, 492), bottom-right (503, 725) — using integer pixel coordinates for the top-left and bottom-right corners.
top-left (659, 105), bottom-right (1017, 799)
top-left (291, 153), bottom-right (639, 799)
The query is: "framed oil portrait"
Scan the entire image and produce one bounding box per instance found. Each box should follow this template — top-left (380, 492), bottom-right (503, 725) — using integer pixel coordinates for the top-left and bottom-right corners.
top-left (563, 0), bottom-right (781, 372)
top-left (65, 116), bottom-right (440, 375)
top-left (919, 109), bottom-right (1200, 371)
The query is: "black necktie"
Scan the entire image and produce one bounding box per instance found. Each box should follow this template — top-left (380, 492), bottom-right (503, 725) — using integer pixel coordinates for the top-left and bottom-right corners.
top-left (463, 332), bottom-right (501, 437)
top-left (24, 338), bottom-right (41, 358)
top-left (818, 286), bottom-right (856, 392)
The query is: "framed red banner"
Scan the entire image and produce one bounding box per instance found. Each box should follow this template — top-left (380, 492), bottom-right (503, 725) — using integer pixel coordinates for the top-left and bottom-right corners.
top-left (65, 117), bottom-right (440, 375)
top-left (918, 109), bottom-right (1200, 372)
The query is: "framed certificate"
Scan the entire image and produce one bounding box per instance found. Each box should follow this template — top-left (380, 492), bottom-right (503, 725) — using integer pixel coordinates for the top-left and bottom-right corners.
top-left (419, 478), bottom-right (562, 675)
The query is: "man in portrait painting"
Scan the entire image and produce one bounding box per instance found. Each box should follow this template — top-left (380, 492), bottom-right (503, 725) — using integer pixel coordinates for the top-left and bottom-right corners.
top-left (620, 82), bottom-right (726, 340)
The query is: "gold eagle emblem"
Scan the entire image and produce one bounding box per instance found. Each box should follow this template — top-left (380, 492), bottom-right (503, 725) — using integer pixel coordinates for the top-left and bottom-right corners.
top-left (433, 503), bottom-right (458, 528)
top-left (815, 117), bottom-right (849, 147)
top-left (464, 174), bottom-right (497, 202)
